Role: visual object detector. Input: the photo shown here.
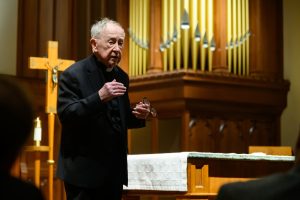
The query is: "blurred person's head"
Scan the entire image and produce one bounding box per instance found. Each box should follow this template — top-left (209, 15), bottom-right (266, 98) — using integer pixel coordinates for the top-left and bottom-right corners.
top-left (0, 77), bottom-right (34, 172)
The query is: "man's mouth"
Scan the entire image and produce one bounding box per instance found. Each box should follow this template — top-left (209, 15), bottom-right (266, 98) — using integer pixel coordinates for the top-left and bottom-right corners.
top-left (111, 56), bottom-right (119, 60)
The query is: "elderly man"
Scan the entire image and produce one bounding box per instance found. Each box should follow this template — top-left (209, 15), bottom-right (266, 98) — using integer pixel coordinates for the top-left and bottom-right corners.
top-left (56, 18), bottom-right (150, 200)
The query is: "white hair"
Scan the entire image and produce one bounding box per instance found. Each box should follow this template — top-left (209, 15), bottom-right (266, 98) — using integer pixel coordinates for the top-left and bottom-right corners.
top-left (90, 17), bottom-right (124, 38)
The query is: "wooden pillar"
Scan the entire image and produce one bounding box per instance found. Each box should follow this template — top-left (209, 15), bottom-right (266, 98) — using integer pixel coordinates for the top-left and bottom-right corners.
top-left (212, 0), bottom-right (228, 73)
top-left (116, 0), bottom-right (130, 73)
top-left (148, 0), bottom-right (162, 73)
top-left (249, 0), bottom-right (283, 79)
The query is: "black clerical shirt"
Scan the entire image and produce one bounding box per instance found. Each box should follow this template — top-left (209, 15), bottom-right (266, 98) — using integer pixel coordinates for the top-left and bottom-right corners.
top-left (99, 64), bottom-right (122, 134)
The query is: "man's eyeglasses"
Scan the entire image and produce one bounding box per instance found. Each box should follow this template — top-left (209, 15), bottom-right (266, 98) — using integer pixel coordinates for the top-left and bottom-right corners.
top-left (142, 97), bottom-right (157, 118)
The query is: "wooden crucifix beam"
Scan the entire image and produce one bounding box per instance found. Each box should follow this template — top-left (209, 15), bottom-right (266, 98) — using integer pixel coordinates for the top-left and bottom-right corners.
top-left (29, 41), bottom-right (75, 113)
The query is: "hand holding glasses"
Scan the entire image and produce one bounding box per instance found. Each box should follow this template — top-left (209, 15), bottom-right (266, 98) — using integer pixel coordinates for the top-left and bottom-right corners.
top-left (142, 97), bottom-right (157, 118)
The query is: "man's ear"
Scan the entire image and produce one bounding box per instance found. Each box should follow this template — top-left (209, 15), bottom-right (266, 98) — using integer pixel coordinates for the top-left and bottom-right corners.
top-left (90, 38), bottom-right (97, 53)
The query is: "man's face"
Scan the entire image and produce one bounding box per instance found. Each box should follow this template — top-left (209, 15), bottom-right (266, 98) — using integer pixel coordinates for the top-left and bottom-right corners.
top-left (91, 23), bottom-right (125, 68)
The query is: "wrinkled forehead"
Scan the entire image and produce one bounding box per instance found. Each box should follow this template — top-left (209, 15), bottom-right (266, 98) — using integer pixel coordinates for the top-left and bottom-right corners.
top-left (99, 23), bottom-right (125, 40)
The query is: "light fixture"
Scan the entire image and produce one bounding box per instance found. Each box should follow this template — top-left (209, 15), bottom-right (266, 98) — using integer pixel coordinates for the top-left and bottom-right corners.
top-left (210, 36), bottom-right (216, 51)
top-left (181, 9), bottom-right (190, 29)
top-left (202, 32), bottom-right (208, 48)
top-left (194, 24), bottom-right (201, 42)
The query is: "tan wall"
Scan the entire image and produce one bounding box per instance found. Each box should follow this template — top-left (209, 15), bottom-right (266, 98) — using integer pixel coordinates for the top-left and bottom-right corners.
top-left (282, 0), bottom-right (300, 148)
top-left (0, 0), bottom-right (18, 75)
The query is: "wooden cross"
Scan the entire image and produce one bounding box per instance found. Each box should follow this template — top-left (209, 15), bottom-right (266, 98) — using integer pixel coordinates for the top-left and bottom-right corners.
top-left (29, 41), bottom-right (75, 114)
top-left (29, 41), bottom-right (74, 200)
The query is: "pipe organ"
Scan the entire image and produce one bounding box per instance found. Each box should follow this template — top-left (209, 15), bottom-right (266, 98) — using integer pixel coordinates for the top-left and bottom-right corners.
top-left (128, 0), bottom-right (250, 76)
top-left (127, 0), bottom-right (287, 181)
top-left (128, 0), bottom-right (150, 76)
top-left (227, 0), bottom-right (250, 75)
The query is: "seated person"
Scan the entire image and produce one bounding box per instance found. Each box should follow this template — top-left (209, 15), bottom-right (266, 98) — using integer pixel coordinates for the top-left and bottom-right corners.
top-left (216, 130), bottom-right (300, 200)
top-left (0, 77), bottom-right (44, 200)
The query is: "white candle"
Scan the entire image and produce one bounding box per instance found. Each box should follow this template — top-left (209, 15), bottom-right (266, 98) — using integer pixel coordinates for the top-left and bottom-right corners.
top-left (34, 117), bottom-right (42, 142)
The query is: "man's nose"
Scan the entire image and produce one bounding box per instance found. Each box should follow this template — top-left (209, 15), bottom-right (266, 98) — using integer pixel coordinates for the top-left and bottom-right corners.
top-left (113, 44), bottom-right (122, 51)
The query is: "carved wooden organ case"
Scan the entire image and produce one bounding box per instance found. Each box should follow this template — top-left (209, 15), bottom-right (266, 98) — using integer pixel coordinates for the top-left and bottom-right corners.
top-left (122, 0), bottom-right (288, 153)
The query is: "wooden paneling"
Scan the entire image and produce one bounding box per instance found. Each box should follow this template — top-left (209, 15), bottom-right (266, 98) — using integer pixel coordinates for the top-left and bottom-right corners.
top-left (189, 117), bottom-right (277, 153)
top-left (249, 0), bottom-right (283, 79)
top-left (129, 70), bottom-right (289, 153)
top-left (17, 0), bottom-right (120, 78)
top-left (17, 0), bottom-right (58, 78)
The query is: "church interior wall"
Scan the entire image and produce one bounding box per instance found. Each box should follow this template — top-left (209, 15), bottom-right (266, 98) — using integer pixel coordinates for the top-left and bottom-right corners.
top-left (0, 0), bottom-right (18, 75)
top-left (0, 0), bottom-right (299, 160)
top-left (281, 0), bottom-right (300, 148)
top-left (0, 1), bottom-right (299, 200)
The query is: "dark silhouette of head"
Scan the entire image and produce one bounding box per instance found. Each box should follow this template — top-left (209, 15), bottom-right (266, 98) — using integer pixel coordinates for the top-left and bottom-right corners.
top-left (0, 77), bottom-right (34, 172)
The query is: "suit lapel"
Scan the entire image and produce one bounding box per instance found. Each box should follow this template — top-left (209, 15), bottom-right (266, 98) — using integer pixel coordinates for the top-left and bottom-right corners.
top-left (86, 55), bottom-right (105, 92)
top-left (86, 57), bottom-right (127, 133)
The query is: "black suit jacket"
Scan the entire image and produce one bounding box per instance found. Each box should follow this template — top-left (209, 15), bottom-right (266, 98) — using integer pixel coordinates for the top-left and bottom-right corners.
top-left (216, 165), bottom-right (300, 200)
top-left (0, 172), bottom-right (44, 200)
top-left (56, 54), bottom-right (145, 188)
